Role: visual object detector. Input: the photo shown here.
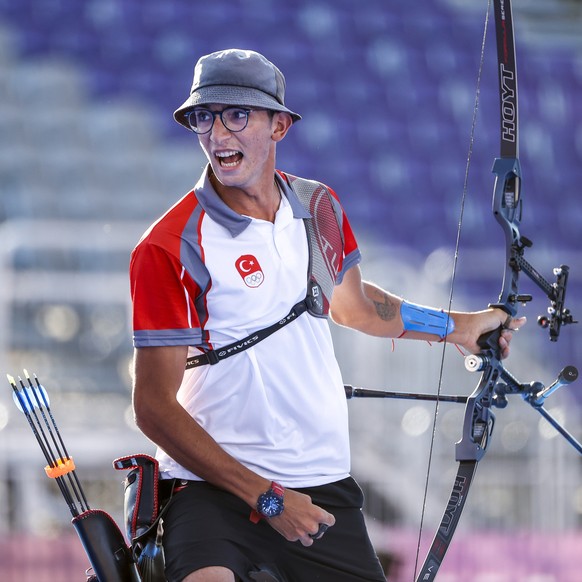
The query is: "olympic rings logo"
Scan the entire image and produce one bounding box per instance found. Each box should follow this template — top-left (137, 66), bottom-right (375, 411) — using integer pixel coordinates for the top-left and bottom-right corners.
top-left (245, 271), bottom-right (264, 287)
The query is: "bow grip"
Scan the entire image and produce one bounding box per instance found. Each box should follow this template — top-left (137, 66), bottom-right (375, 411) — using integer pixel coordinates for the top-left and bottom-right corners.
top-left (464, 319), bottom-right (506, 375)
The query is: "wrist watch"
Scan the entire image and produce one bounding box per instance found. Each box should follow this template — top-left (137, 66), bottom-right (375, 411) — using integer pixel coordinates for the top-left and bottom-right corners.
top-left (250, 481), bottom-right (285, 522)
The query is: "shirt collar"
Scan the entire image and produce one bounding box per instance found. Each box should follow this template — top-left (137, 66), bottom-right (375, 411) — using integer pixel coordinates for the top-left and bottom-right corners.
top-left (194, 165), bottom-right (311, 237)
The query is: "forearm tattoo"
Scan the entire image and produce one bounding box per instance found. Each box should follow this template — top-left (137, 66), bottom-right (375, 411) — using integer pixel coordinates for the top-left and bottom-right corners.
top-left (372, 289), bottom-right (398, 321)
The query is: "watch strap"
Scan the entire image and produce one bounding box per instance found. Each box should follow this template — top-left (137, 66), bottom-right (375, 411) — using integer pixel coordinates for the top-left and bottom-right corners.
top-left (270, 482), bottom-right (284, 496)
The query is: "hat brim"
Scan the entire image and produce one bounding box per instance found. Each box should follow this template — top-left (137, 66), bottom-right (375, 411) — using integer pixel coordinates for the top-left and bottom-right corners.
top-left (174, 85), bottom-right (301, 129)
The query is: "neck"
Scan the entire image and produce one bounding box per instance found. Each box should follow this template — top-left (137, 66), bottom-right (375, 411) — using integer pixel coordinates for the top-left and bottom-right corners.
top-left (210, 171), bottom-right (281, 222)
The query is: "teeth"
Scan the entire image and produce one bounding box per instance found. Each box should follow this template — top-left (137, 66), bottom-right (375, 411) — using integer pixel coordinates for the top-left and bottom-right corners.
top-left (215, 150), bottom-right (242, 168)
top-left (216, 150), bottom-right (240, 158)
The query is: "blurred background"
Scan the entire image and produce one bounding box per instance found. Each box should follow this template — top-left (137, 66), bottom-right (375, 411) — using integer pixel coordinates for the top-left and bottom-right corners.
top-left (0, 0), bottom-right (580, 580)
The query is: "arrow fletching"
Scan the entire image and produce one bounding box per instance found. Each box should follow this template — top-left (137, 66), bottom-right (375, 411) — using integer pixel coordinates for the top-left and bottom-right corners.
top-left (10, 379), bottom-right (50, 414)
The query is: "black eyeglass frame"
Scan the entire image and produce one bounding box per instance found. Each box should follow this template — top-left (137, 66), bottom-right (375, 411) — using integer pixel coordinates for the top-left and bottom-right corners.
top-left (185, 107), bottom-right (268, 134)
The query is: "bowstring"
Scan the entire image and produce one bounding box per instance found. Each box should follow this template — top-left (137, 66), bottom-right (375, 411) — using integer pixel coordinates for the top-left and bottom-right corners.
top-left (412, 1), bottom-right (492, 578)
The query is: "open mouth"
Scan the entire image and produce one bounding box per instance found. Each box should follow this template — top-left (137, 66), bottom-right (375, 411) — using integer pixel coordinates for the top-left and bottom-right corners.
top-left (215, 150), bottom-right (243, 168)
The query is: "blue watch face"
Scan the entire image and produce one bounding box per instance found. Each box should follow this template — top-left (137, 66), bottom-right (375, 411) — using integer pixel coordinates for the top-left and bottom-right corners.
top-left (257, 490), bottom-right (284, 518)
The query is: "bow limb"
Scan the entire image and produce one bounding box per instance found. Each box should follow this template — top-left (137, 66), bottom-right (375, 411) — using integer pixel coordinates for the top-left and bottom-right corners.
top-left (490, 0), bottom-right (523, 320)
top-left (414, 331), bottom-right (501, 582)
top-left (489, 0), bottom-right (575, 339)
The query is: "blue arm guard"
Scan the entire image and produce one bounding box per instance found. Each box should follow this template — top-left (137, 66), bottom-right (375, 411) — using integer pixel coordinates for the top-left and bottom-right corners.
top-left (400, 300), bottom-right (455, 339)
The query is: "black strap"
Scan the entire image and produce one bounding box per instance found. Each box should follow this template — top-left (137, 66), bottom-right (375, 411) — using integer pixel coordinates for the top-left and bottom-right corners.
top-left (185, 299), bottom-right (308, 369)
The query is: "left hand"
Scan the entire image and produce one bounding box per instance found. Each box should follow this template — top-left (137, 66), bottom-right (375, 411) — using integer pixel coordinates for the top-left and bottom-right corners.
top-left (460, 308), bottom-right (527, 358)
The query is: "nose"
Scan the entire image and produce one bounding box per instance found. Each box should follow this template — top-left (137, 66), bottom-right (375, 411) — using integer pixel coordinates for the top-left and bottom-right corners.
top-left (209, 113), bottom-right (231, 142)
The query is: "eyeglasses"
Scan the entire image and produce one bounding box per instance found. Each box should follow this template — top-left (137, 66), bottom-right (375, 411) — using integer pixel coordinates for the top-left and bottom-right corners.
top-left (185, 107), bottom-right (267, 134)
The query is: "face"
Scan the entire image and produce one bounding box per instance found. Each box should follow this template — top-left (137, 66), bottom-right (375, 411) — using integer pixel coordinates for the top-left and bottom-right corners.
top-left (195, 105), bottom-right (290, 191)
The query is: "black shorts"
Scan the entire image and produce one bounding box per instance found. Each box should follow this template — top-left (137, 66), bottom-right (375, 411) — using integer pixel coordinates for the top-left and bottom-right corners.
top-left (162, 477), bottom-right (386, 582)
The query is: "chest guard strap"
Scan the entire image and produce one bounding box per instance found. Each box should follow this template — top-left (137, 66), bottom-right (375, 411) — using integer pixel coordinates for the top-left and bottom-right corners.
top-left (186, 300), bottom-right (308, 369)
top-left (282, 172), bottom-right (345, 317)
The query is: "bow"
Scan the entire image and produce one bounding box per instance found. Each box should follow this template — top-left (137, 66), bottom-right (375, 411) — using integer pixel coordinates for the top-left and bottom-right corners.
top-left (413, 1), bottom-right (577, 578)
top-left (347, 0), bottom-right (578, 578)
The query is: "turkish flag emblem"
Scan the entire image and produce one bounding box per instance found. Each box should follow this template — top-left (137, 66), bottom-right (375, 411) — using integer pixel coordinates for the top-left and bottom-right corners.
top-left (235, 255), bottom-right (264, 288)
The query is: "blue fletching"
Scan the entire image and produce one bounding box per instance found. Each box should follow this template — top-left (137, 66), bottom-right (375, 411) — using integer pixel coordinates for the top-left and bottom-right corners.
top-left (33, 383), bottom-right (50, 407)
top-left (12, 384), bottom-right (49, 413)
top-left (13, 387), bottom-right (34, 413)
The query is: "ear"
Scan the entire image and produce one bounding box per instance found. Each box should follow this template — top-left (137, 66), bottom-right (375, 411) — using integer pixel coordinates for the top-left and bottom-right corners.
top-left (271, 112), bottom-right (293, 143)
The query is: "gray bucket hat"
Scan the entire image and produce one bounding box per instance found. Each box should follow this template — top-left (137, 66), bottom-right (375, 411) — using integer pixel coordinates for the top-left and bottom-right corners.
top-left (174, 49), bottom-right (301, 130)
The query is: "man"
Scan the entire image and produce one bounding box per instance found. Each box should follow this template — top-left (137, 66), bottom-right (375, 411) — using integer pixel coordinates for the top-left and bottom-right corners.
top-left (130, 49), bottom-right (524, 582)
